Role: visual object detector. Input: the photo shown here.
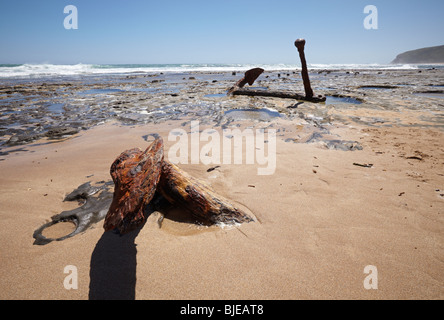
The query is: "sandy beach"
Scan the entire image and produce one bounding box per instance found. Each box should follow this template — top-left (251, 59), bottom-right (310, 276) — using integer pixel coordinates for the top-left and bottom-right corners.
top-left (0, 69), bottom-right (443, 300)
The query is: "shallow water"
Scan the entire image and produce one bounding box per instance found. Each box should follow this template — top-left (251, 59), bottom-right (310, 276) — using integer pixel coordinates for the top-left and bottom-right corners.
top-left (78, 88), bottom-right (125, 95)
top-left (414, 92), bottom-right (444, 99)
top-left (129, 86), bottom-right (181, 94)
top-left (359, 86), bottom-right (396, 90)
top-left (325, 96), bottom-right (363, 105)
top-left (1, 68), bottom-right (444, 149)
top-left (247, 86), bottom-right (268, 90)
top-left (225, 108), bottom-right (282, 121)
top-left (47, 103), bottom-right (65, 114)
top-left (204, 93), bottom-right (226, 98)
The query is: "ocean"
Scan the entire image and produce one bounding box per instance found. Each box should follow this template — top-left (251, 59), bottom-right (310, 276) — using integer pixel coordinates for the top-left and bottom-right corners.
top-left (1, 63), bottom-right (443, 79)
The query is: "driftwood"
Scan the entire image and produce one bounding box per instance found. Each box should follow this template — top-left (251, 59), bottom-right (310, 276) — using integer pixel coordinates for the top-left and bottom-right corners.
top-left (103, 137), bottom-right (253, 234)
top-left (158, 160), bottom-right (253, 225)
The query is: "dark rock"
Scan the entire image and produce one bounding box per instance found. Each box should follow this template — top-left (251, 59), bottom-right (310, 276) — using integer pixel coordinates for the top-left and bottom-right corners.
top-left (325, 140), bottom-right (363, 151)
top-left (6, 132), bottom-right (44, 146)
top-left (33, 180), bottom-right (114, 245)
top-left (64, 181), bottom-right (112, 202)
top-left (45, 127), bottom-right (79, 138)
top-left (305, 132), bottom-right (324, 143)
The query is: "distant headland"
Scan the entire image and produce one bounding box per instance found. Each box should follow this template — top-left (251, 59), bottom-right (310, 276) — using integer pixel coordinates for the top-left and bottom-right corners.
top-left (391, 45), bottom-right (444, 64)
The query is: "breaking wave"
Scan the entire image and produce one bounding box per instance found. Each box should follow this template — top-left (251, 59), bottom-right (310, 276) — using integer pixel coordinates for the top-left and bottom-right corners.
top-left (0, 62), bottom-right (440, 79)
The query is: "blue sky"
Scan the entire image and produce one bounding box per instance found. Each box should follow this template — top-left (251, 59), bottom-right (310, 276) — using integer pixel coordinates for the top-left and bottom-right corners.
top-left (0, 0), bottom-right (443, 65)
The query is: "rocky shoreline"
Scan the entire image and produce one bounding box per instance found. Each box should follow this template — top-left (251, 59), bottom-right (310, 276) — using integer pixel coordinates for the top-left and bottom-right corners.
top-left (1, 69), bottom-right (444, 300)
top-left (0, 69), bottom-right (443, 152)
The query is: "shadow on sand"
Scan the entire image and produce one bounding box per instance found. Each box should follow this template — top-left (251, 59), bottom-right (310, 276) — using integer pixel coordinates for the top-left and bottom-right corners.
top-left (88, 225), bottom-right (142, 300)
top-left (88, 197), bottom-right (200, 300)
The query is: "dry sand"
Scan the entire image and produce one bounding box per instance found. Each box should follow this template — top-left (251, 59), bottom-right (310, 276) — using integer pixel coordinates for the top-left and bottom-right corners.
top-left (0, 116), bottom-right (443, 300)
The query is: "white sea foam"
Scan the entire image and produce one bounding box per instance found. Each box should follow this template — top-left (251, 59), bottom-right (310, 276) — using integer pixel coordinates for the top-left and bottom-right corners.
top-left (0, 63), bottom-right (92, 78)
top-left (0, 62), bottom-right (434, 79)
top-left (308, 63), bottom-right (419, 70)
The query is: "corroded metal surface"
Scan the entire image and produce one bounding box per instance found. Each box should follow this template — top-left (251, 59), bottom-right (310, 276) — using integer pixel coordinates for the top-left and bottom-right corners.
top-left (103, 137), bottom-right (253, 234)
top-left (295, 38), bottom-right (314, 99)
top-left (103, 137), bottom-right (164, 234)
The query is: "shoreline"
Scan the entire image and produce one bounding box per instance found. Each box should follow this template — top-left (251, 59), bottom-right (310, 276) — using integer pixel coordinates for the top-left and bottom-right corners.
top-left (1, 68), bottom-right (444, 151)
top-left (2, 62), bottom-right (443, 79)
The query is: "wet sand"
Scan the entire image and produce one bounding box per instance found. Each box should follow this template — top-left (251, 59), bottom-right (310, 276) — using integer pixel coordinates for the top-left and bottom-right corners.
top-left (0, 69), bottom-right (443, 300)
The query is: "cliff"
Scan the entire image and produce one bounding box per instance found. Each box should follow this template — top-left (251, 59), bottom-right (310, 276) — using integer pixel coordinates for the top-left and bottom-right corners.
top-left (391, 45), bottom-right (444, 64)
